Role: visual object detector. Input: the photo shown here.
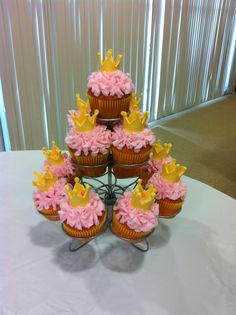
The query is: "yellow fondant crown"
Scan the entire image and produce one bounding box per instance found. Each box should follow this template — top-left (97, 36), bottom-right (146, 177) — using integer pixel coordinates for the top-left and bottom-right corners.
top-left (162, 159), bottom-right (187, 183)
top-left (97, 49), bottom-right (122, 72)
top-left (152, 140), bottom-right (172, 160)
top-left (131, 179), bottom-right (156, 211)
top-left (76, 93), bottom-right (90, 114)
top-left (42, 141), bottom-right (64, 166)
top-left (32, 167), bottom-right (58, 192)
top-left (71, 109), bottom-right (99, 132)
top-left (129, 92), bottom-right (143, 111)
top-left (65, 177), bottom-right (90, 207)
top-left (121, 108), bottom-right (148, 133)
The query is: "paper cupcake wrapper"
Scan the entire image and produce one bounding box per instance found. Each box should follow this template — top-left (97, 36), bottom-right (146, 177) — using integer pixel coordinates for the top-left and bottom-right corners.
top-left (88, 94), bottom-right (131, 118)
top-left (157, 199), bottom-right (183, 218)
top-left (111, 211), bottom-right (154, 240)
top-left (62, 211), bottom-right (107, 238)
top-left (68, 149), bottom-right (109, 165)
top-left (68, 150), bottom-right (109, 177)
top-left (112, 146), bottom-right (151, 164)
top-left (38, 208), bottom-right (60, 221)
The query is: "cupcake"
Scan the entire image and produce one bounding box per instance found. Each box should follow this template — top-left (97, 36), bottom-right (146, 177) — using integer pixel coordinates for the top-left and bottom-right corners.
top-left (112, 179), bottom-right (159, 240)
top-left (147, 159), bottom-right (187, 218)
top-left (140, 139), bottom-right (173, 186)
top-left (32, 167), bottom-right (67, 221)
top-left (59, 178), bottom-right (107, 238)
top-left (67, 94), bottom-right (91, 129)
top-left (42, 141), bottom-right (74, 179)
top-left (111, 107), bottom-right (155, 178)
top-left (87, 49), bottom-right (134, 119)
top-left (65, 109), bottom-right (111, 177)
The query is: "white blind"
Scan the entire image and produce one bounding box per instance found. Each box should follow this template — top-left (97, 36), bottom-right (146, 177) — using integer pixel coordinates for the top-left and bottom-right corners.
top-left (0, 0), bottom-right (236, 150)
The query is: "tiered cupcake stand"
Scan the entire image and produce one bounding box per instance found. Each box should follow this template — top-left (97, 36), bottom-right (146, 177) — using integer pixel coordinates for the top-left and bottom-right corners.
top-left (62, 117), bottom-right (154, 253)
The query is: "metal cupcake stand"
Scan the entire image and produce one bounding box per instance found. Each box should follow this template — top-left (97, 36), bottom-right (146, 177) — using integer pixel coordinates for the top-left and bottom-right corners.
top-left (61, 117), bottom-right (155, 253)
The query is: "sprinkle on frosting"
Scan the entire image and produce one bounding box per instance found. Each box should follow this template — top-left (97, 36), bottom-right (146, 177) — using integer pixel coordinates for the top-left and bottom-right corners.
top-left (88, 70), bottom-right (134, 98)
top-left (113, 192), bottom-right (159, 232)
top-left (59, 192), bottom-right (105, 230)
top-left (33, 178), bottom-right (67, 211)
top-left (65, 125), bottom-right (111, 157)
top-left (112, 124), bottom-right (155, 153)
top-left (145, 155), bottom-right (173, 174)
top-left (42, 153), bottom-right (74, 178)
top-left (147, 173), bottom-right (187, 201)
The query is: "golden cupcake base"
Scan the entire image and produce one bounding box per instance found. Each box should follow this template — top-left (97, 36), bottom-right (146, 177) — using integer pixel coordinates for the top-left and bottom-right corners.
top-left (68, 148), bottom-right (109, 177)
top-left (38, 208), bottom-right (60, 221)
top-left (111, 211), bottom-right (155, 240)
top-left (88, 91), bottom-right (131, 119)
top-left (157, 198), bottom-right (183, 218)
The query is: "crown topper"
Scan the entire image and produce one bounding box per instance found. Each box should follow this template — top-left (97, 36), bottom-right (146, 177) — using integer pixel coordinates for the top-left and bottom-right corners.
top-left (32, 167), bottom-right (58, 192)
top-left (152, 140), bottom-right (172, 160)
top-left (121, 108), bottom-right (148, 133)
top-left (76, 93), bottom-right (90, 114)
top-left (129, 92), bottom-right (143, 111)
top-left (71, 109), bottom-right (99, 133)
top-left (42, 141), bottom-right (64, 166)
top-left (131, 179), bottom-right (156, 211)
top-left (162, 159), bottom-right (187, 183)
top-left (65, 177), bottom-right (90, 207)
top-left (97, 49), bottom-right (122, 72)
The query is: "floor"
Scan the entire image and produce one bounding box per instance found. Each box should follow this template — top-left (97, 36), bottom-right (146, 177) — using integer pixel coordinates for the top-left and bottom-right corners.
top-left (152, 95), bottom-right (236, 199)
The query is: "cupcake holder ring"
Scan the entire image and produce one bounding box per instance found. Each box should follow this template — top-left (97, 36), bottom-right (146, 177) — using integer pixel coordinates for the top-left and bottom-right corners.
top-left (41, 117), bottom-right (180, 253)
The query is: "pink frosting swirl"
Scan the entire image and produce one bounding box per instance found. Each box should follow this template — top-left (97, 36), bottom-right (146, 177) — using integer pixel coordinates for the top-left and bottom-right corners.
top-left (42, 153), bottom-right (74, 178)
top-left (147, 173), bottom-right (187, 200)
top-left (112, 125), bottom-right (155, 153)
top-left (59, 192), bottom-right (105, 230)
top-left (33, 178), bottom-right (67, 211)
top-left (145, 155), bottom-right (173, 174)
top-left (88, 70), bottom-right (134, 98)
top-left (113, 192), bottom-right (159, 232)
top-left (65, 125), bottom-right (111, 157)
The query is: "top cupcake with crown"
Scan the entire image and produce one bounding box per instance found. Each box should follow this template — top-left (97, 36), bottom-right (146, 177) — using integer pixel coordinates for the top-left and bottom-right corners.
top-left (87, 49), bottom-right (134, 119)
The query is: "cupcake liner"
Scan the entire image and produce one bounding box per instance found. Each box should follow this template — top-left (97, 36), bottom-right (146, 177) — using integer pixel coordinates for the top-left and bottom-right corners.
top-left (112, 146), bottom-right (151, 164)
top-left (88, 93), bottom-right (131, 118)
top-left (157, 198), bottom-right (183, 218)
top-left (38, 208), bottom-right (60, 221)
top-left (62, 211), bottom-right (107, 238)
top-left (111, 211), bottom-right (154, 240)
top-left (68, 149), bottom-right (109, 177)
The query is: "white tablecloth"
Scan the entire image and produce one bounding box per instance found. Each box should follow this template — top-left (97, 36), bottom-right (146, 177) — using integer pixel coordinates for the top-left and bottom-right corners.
top-left (0, 151), bottom-right (236, 315)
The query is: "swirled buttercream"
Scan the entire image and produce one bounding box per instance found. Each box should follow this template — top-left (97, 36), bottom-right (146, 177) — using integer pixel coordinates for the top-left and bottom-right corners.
top-left (33, 178), bottom-right (67, 211)
top-left (65, 125), bottom-right (111, 157)
top-left (147, 173), bottom-right (187, 200)
top-left (59, 192), bottom-right (105, 230)
top-left (112, 125), bottom-right (155, 153)
top-left (88, 70), bottom-right (134, 98)
top-left (113, 192), bottom-right (159, 232)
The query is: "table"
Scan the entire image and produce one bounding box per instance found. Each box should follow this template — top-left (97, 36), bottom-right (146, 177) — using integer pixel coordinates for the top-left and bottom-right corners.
top-left (0, 151), bottom-right (236, 315)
